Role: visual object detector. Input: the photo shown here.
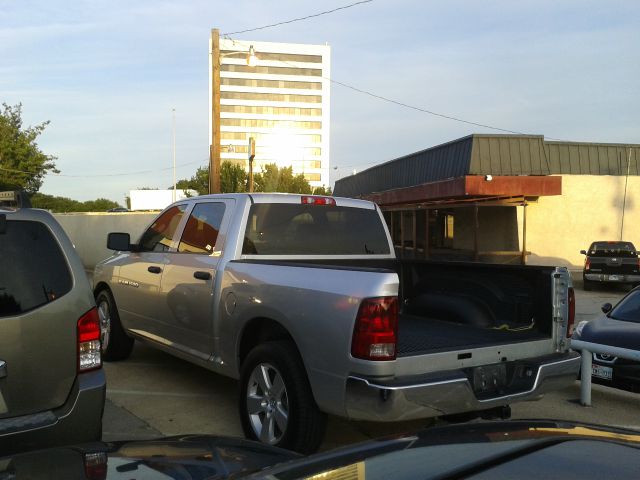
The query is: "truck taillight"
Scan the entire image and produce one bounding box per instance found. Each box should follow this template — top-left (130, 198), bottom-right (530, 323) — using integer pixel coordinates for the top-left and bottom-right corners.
top-left (78, 307), bottom-right (102, 372)
top-left (84, 452), bottom-right (108, 480)
top-left (567, 287), bottom-right (576, 337)
top-left (584, 257), bottom-right (591, 271)
top-left (351, 297), bottom-right (398, 361)
top-left (301, 196), bottom-right (336, 206)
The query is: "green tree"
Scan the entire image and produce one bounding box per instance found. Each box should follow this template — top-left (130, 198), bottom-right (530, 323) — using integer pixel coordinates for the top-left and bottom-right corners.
top-left (312, 185), bottom-right (333, 196)
top-left (254, 164), bottom-right (312, 194)
top-left (220, 162), bottom-right (247, 193)
top-left (176, 166), bottom-right (209, 195)
top-left (0, 103), bottom-right (59, 193)
top-left (31, 193), bottom-right (122, 212)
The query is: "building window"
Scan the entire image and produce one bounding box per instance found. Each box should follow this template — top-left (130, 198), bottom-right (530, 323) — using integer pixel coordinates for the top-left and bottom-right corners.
top-left (221, 91), bottom-right (322, 103)
top-left (221, 64), bottom-right (322, 77)
top-left (221, 132), bottom-right (321, 143)
top-left (221, 118), bottom-right (322, 129)
top-left (304, 173), bottom-right (321, 182)
top-left (220, 105), bottom-right (322, 116)
top-left (221, 51), bottom-right (323, 64)
top-left (221, 77), bottom-right (322, 90)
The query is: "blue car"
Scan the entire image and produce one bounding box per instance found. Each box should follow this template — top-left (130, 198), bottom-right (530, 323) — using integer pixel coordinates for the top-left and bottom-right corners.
top-left (573, 286), bottom-right (640, 392)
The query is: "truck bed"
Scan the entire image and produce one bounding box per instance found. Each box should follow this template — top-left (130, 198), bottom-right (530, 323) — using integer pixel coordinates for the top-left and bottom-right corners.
top-left (397, 313), bottom-right (547, 357)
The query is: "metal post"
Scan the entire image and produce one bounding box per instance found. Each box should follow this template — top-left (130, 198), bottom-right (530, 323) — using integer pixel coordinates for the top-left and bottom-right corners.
top-left (412, 210), bottom-right (417, 257)
top-left (209, 28), bottom-right (221, 194)
top-left (580, 349), bottom-right (592, 406)
top-left (248, 137), bottom-right (255, 192)
top-left (424, 209), bottom-right (430, 259)
top-left (473, 205), bottom-right (479, 261)
top-left (521, 202), bottom-right (528, 265)
top-left (172, 108), bottom-right (176, 202)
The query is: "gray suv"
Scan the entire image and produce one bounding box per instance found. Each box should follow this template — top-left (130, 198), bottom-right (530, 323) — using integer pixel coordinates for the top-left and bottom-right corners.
top-left (0, 192), bottom-right (105, 454)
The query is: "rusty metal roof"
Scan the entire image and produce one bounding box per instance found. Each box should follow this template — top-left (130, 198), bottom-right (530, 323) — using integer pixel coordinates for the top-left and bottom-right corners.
top-left (334, 134), bottom-right (640, 198)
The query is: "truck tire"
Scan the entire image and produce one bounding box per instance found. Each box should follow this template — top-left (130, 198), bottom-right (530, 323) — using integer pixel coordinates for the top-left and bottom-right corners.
top-left (96, 289), bottom-right (134, 361)
top-left (239, 341), bottom-right (327, 454)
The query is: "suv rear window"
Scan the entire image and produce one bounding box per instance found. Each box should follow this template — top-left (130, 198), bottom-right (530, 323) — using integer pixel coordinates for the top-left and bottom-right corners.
top-left (242, 203), bottom-right (390, 255)
top-left (0, 220), bottom-right (72, 317)
top-left (588, 242), bottom-right (637, 257)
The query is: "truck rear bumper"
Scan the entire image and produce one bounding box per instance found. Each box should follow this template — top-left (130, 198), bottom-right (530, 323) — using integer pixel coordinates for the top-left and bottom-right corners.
top-left (584, 273), bottom-right (640, 283)
top-left (345, 352), bottom-right (580, 422)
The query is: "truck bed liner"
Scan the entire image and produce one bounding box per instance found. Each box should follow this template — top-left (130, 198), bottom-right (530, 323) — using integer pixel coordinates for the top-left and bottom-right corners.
top-left (397, 314), bottom-right (547, 357)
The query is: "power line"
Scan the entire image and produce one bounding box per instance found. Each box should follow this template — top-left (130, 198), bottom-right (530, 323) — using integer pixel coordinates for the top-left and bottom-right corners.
top-left (222, 0), bottom-right (373, 36)
top-left (223, 37), bottom-right (557, 138)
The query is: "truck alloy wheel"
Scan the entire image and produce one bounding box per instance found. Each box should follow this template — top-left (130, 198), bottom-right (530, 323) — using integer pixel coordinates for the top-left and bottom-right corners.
top-left (94, 289), bottom-right (134, 361)
top-left (246, 362), bottom-right (289, 444)
top-left (239, 341), bottom-right (327, 453)
top-left (97, 298), bottom-right (112, 354)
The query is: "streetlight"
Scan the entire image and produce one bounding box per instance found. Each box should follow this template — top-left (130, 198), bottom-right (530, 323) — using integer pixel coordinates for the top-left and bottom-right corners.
top-left (209, 28), bottom-right (258, 194)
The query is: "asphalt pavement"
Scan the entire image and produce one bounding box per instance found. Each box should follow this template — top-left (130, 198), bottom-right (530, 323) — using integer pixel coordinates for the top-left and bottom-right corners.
top-left (102, 281), bottom-right (640, 450)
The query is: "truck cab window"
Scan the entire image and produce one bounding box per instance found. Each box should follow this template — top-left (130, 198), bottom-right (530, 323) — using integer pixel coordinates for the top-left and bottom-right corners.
top-left (178, 202), bottom-right (226, 254)
top-left (138, 205), bottom-right (186, 252)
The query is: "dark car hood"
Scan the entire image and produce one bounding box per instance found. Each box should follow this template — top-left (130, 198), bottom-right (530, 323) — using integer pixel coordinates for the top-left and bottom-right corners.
top-left (249, 420), bottom-right (640, 480)
top-left (578, 315), bottom-right (640, 350)
top-left (0, 435), bottom-right (299, 480)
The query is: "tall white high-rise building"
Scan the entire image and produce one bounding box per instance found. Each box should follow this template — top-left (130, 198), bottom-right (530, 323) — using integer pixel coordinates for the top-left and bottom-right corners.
top-left (212, 39), bottom-right (331, 188)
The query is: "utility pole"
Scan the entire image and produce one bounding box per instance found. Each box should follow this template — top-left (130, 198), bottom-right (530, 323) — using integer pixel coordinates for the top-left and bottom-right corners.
top-left (172, 108), bottom-right (176, 202)
top-left (209, 28), bottom-right (221, 194)
top-left (248, 137), bottom-right (255, 192)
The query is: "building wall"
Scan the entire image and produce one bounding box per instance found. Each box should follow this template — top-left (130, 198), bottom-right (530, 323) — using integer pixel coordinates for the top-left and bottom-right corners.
top-left (216, 39), bottom-right (331, 188)
top-left (54, 212), bottom-right (156, 269)
top-left (526, 175), bottom-right (640, 269)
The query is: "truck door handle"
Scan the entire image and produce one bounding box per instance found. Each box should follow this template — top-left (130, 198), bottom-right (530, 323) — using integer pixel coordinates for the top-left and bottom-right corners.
top-left (148, 266), bottom-right (162, 274)
top-left (194, 271), bottom-right (211, 280)
top-left (0, 360), bottom-right (6, 378)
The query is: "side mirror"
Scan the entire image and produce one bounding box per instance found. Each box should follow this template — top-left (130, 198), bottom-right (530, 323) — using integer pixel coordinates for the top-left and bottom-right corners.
top-left (107, 232), bottom-right (132, 251)
top-left (580, 250), bottom-right (587, 255)
top-left (601, 303), bottom-right (613, 314)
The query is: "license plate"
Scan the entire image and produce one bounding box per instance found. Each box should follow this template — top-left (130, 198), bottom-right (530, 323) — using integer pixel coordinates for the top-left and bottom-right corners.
top-left (608, 275), bottom-right (620, 281)
top-left (473, 363), bottom-right (507, 394)
top-left (592, 364), bottom-right (613, 380)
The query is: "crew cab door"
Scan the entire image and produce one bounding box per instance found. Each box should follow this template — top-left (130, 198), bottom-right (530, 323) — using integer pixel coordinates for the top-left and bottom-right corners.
top-left (158, 200), bottom-right (233, 359)
top-left (113, 204), bottom-right (187, 337)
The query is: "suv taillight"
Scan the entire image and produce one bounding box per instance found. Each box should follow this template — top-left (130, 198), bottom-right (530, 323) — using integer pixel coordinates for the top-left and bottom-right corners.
top-left (567, 287), bottom-right (576, 336)
top-left (78, 307), bottom-right (102, 372)
top-left (351, 297), bottom-right (398, 360)
top-left (584, 257), bottom-right (591, 271)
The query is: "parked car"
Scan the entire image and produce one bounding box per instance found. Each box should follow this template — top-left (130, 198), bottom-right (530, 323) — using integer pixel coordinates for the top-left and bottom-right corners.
top-left (93, 193), bottom-right (578, 453)
top-left (2, 420), bottom-right (640, 479)
top-left (573, 286), bottom-right (640, 392)
top-left (580, 241), bottom-right (640, 290)
top-left (0, 191), bottom-right (106, 455)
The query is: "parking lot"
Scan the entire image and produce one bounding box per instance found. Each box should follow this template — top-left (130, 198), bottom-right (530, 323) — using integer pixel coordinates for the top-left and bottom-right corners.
top-left (102, 282), bottom-right (640, 450)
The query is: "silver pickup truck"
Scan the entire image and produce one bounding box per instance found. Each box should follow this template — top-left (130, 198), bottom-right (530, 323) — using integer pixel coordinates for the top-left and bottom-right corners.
top-left (94, 193), bottom-right (580, 453)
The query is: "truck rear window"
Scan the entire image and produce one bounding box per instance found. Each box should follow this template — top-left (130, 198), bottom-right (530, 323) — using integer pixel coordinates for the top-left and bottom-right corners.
top-left (588, 242), bottom-right (637, 257)
top-left (0, 220), bottom-right (72, 317)
top-left (242, 204), bottom-right (391, 255)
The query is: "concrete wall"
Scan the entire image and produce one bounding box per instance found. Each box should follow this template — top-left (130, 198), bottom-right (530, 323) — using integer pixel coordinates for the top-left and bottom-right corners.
top-left (54, 212), bottom-right (157, 269)
top-left (526, 175), bottom-right (640, 269)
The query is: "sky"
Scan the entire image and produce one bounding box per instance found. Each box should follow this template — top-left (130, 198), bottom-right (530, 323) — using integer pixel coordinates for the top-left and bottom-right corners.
top-left (1, 0), bottom-right (639, 204)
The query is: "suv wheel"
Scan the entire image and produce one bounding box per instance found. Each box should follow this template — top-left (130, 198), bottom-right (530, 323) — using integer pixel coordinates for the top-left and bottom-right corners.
top-left (96, 289), bottom-right (134, 361)
top-left (239, 341), bottom-right (327, 454)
